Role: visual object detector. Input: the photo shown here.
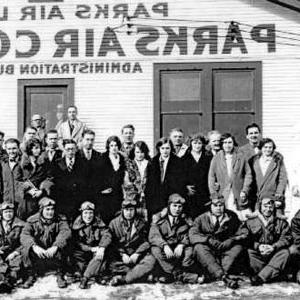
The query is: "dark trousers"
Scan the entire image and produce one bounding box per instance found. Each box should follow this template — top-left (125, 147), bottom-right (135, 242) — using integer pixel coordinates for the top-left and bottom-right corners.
top-left (73, 249), bottom-right (106, 279)
top-left (248, 248), bottom-right (290, 282)
top-left (110, 253), bottom-right (155, 283)
top-left (193, 243), bottom-right (243, 280)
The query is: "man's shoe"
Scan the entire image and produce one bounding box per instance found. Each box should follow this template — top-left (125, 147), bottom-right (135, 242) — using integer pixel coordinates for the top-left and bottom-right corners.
top-left (79, 277), bottom-right (89, 289)
top-left (223, 275), bottom-right (239, 289)
top-left (0, 280), bottom-right (12, 294)
top-left (250, 275), bottom-right (264, 286)
top-left (56, 274), bottom-right (67, 289)
top-left (110, 275), bottom-right (126, 286)
top-left (22, 276), bottom-right (35, 289)
top-left (296, 270), bottom-right (300, 284)
top-left (158, 275), bottom-right (173, 284)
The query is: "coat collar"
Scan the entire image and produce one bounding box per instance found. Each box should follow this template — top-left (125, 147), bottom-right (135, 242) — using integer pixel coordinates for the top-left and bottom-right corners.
top-left (72, 215), bottom-right (105, 230)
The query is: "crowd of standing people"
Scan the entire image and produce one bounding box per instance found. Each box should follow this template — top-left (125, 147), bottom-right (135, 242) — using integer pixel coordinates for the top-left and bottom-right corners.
top-left (0, 105), bottom-right (299, 293)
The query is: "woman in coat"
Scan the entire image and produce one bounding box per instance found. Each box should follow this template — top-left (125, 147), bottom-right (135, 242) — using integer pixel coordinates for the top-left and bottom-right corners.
top-left (19, 138), bottom-right (53, 220)
top-left (146, 137), bottom-right (185, 218)
top-left (182, 133), bottom-right (213, 219)
top-left (98, 136), bottom-right (126, 225)
top-left (208, 133), bottom-right (252, 221)
top-left (249, 138), bottom-right (288, 214)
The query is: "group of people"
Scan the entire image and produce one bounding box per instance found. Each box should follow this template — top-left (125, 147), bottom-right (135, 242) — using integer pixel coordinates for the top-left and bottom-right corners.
top-left (0, 105), bottom-right (299, 293)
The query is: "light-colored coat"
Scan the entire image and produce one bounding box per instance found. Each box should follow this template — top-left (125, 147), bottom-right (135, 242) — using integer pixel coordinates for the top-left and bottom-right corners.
top-left (57, 119), bottom-right (86, 144)
top-left (208, 149), bottom-right (252, 210)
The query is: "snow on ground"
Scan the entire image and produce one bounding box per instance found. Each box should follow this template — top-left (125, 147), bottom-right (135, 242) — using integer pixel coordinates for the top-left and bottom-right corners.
top-left (2, 275), bottom-right (300, 300)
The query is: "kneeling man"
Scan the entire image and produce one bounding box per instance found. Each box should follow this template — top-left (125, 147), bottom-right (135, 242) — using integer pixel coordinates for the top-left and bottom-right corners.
top-left (20, 197), bottom-right (71, 288)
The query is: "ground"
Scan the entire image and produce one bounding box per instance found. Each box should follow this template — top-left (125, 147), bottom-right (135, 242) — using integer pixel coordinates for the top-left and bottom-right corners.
top-left (2, 275), bottom-right (300, 300)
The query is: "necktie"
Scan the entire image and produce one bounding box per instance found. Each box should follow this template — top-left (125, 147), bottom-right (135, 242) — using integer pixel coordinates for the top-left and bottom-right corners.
top-left (70, 122), bottom-right (74, 134)
top-left (214, 217), bottom-right (220, 231)
top-left (160, 159), bottom-right (165, 183)
top-left (86, 150), bottom-right (91, 160)
top-left (49, 150), bottom-right (55, 162)
top-left (67, 159), bottom-right (74, 172)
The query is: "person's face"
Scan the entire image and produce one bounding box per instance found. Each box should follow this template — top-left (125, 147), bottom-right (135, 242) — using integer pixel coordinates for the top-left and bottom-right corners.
top-left (46, 133), bottom-right (58, 149)
top-left (42, 206), bottom-right (55, 219)
top-left (25, 129), bottom-right (37, 141)
top-left (260, 199), bottom-right (274, 218)
top-left (64, 143), bottom-right (77, 159)
top-left (31, 145), bottom-right (41, 157)
top-left (191, 139), bottom-right (203, 153)
top-left (123, 207), bottom-right (136, 220)
top-left (159, 142), bottom-right (171, 159)
top-left (261, 142), bottom-right (274, 157)
top-left (169, 203), bottom-right (183, 217)
top-left (0, 135), bottom-right (4, 149)
top-left (170, 131), bottom-right (184, 147)
top-left (82, 210), bottom-right (94, 224)
top-left (32, 118), bottom-right (42, 128)
top-left (82, 134), bottom-right (95, 150)
top-left (122, 128), bottom-right (134, 143)
top-left (109, 141), bottom-right (119, 155)
top-left (209, 134), bottom-right (221, 151)
top-left (222, 137), bottom-right (234, 154)
top-left (246, 127), bottom-right (260, 145)
top-left (134, 147), bottom-right (145, 161)
top-left (211, 201), bottom-right (225, 217)
top-left (67, 108), bottom-right (77, 120)
top-left (6, 142), bottom-right (19, 160)
top-left (2, 209), bottom-right (14, 222)
top-left (56, 112), bottom-right (63, 121)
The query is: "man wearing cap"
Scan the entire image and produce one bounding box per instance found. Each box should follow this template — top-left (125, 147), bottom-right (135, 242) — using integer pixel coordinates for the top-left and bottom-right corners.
top-left (31, 114), bottom-right (46, 142)
top-left (72, 201), bottom-right (112, 289)
top-left (149, 193), bottom-right (200, 283)
top-left (189, 194), bottom-right (245, 289)
top-left (20, 197), bottom-right (71, 289)
top-left (0, 202), bottom-right (25, 293)
top-left (108, 193), bottom-right (155, 286)
top-left (243, 196), bottom-right (292, 286)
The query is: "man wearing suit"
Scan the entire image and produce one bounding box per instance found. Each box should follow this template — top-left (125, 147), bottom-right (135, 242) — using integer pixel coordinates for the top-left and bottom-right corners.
top-left (78, 130), bottom-right (102, 202)
top-left (31, 114), bottom-right (46, 143)
top-left (58, 106), bottom-right (87, 146)
top-left (40, 129), bottom-right (63, 170)
top-left (120, 124), bottom-right (135, 158)
top-left (169, 128), bottom-right (188, 158)
top-left (52, 139), bottom-right (88, 221)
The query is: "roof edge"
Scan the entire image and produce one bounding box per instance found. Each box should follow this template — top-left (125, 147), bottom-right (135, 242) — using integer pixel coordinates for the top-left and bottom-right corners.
top-left (266, 0), bottom-right (300, 12)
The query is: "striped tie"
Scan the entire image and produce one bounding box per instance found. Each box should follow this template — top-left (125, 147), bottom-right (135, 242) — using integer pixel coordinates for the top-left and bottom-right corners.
top-left (67, 159), bottom-right (74, 172)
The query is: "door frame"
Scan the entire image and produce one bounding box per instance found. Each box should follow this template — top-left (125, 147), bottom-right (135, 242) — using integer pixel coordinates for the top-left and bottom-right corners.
top-left (153, 62), bottom-right (262, 143)
top-left (17, 78), bottom-right (74, 139)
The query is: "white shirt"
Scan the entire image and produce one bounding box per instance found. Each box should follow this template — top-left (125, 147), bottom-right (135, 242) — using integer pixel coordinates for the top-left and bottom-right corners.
top-left (168, 215), bottom-right (177, 227)
top-left (159, 156), bottom-right (170, 182)
top-left (225, 153), bottom-right (233, 177)
top-left (135, 159), bottom-right (148, 180)
top-left (66, 157), bottom-right (75, 168)
top-left (109, 154), bottom-right (120, 171)
top-left (2, 220), bottom-right (11, 234)
top-left (83, 148), bottom-right (92, 160)
top-left (259, 156), bottom-right (272, 177)
top-left (9, 160), bottom-right (17, 170)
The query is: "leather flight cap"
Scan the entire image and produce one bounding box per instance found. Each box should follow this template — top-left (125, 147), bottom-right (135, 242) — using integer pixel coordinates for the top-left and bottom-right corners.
top-left (0, 202), bottom-right (14, 211)
top-left (39, 197), bottom-right (56, 209)
top-left (168, 193), bottom-right (186, 205)
top-left (80, 201), bottom-right (95, 211)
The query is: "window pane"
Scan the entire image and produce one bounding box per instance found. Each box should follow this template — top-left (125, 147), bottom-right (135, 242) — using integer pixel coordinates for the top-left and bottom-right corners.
top-left (162, 71), bottom-right (201, 102)
top-left (162, 114), bottom-right (201, 137)
top-left (214, 113), bottom-right (254, 146)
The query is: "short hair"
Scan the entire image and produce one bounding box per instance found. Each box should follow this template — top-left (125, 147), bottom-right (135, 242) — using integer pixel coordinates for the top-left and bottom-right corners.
top-left (0, 131), bottom-right (5, 139)
top-left (186, 133), bottom-right (207, 150)
top-left (155, 137), bottom-right (175, 154)
top-left (67, 105), bottom-right (78, 112)
top-left (25, 138), bottom-right (42, 156)
top-left (5, 138), bottom-right (20, 147)
top-left (121, 124), bottom-right (135, 134)
top-left (105, 135), bottom-right (122, 151)
top-left (24, 126), bottom-right (37, 133)
top-left (220, 133), bottom-right (238, 148)
top-left (169, 127), bottom-right (184, 135)
top-left (82, 129), bottom-right (95, 138)
top-left (258, 138), bottom-right (276, 151)
top-left (207, 130), bottom-right (221, 141)
top-left (62, 139), bottom-right (77, 147)
top-left (45, 129), bottom-right (58, 138)
top-left (245, 123), bottom-right (261, 135)
top-left (133, 141), bottom-right (150, 160)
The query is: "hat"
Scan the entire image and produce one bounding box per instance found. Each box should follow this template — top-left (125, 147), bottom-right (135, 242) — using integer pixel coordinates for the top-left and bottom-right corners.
top-left (121, 199), bottom-right (137, 209)
top-left (0, 202), bottom-right (14, 211)
top-left (80, 201), bottom-right (95, 211)
top-left (39, 197), bottom-right (56, 209)
top-left (32, 114), bottom-right (42, 121)
top-left (206, 193), bottom-right (225, 206)
top-left (168, 193), bottom-right (185, 205)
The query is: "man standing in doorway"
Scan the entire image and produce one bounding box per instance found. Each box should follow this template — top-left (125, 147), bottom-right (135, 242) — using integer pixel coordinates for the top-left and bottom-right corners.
top-left (206, 130), bottom-right (221, 156)
top-left (169, 128), bottom-right (188, 158)
top-left (31, 114), bottom-right (46, 142)
top-left (120, 124), bottom-right (135, 158)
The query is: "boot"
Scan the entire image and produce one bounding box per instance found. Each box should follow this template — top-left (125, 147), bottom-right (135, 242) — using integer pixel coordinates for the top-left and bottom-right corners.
top-left (56, 274), bottom-right (67, 288)
top-left (223, 275), bottom-right (239, 289)
top-left (110, 275), bottom-right (126, 286)
top-left (250, 275), bottom-right (264, 286)
top-left (79, 277), bottom-right (89, 289)
top-left (0, 280), bottom-right (12, 294)
top-left (22, 275), bottom-right (35, 289)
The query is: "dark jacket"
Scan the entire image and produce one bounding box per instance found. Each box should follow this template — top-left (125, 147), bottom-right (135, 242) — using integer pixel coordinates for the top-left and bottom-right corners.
top-left (249, 152), bottom-right (288, 205)
top-left (291, 209), bottom-right (300, 247)
top-left (146, 154), bottom-right (185, 215)
top-left (109, 214), bottom-right (150, 256)
top-left (238, 143), bottom-right (259, 162)
top-left (149, 212), bottom-right (190, 249)
top-left (72, 215), bottom-right (112, 252)
top-left (208, 149), bottom-right (252, 210)
top-left (39, 148), bottom-right (63, 171)
top-left (20, 212), bottom-right (71, 257)
top-left (243, 213), bottom-right (292, 251)
top-left (189, 210), bottom-right (243, 245)
top-left (0, 217), bottom-right (25, 257)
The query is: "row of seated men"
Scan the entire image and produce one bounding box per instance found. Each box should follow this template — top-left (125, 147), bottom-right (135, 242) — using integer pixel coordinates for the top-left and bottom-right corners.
top-left (1, 191), bottom-right (300, 294)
